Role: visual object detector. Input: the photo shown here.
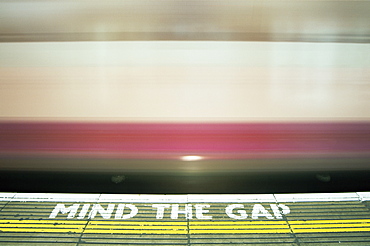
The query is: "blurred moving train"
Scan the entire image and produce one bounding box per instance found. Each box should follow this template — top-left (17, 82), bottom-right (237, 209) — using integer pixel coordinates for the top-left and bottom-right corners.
top-left (0, 0), bottom-right (369, 193)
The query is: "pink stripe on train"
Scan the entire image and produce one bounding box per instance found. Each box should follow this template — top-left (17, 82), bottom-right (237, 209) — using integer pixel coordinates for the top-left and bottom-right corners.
top-left (0, 122), bottom-right (369, 159)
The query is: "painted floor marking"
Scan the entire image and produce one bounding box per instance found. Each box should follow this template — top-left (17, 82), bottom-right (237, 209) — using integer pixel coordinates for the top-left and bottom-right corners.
top-left (190, 221), bottom-right (287, 225)
top-left (3, 192), bottom-right (370, 202)
top-left (1, 219), bottom-right (370, 234)
top-left (1, 192), bottom-right (370, 245)
top-left (88, 221), bottom-right (188, 225)
top-left (289, 219), bottom-right (370, 224)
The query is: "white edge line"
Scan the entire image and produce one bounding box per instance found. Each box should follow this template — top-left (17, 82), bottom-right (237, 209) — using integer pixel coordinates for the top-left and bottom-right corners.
top-left (0, 192), bottom-right (368, 203)
top-left (357, 192), bottom-right (370, 201)
top-left (0, 193), bottom-right (16, 200)
top-left (0, 192), bottom-right (370, 203)
top-left (274, 192), bottom-right (361, 202)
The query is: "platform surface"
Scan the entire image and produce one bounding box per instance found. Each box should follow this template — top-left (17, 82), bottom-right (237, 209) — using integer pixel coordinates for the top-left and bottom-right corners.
top-left (1, 192), bottom-right (370, 245)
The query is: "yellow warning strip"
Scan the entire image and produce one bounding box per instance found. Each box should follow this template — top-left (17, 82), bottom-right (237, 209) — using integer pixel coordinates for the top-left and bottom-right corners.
top-left (291, 223), bottom-right (370, 228)
top-left (0, 220), bottom-right (86, 233)
top-left (289, 220), bottom-right (370, 233)
top-left (190, 225), bottom-right (289, 229)
top-left (0, 220), bottom-right (187, 234)
top-left (87, 225), bottom-right (186, 230)
top-left (0, 219), bottom-right (86, 224)
top-left (190, 221), bottom-right (287, 225)
top-left (189, 229), bottom-right (292, 234)
top-left (84, 229), bottom-right (187, 234)
top-left (0, 228), bottom-right (83, 233)
top-left (189, 221), bottom-right (291, 234)
top-left (292, 228), bottom-right (370, 233)
top-left (0, 219), bottom-right (369, 234)
top-left (89, 221), bottom-right (187, 225)
top-left (289, 219), bottom-right (370, 224)
top-left (0, 223), bottom-right (85, 229)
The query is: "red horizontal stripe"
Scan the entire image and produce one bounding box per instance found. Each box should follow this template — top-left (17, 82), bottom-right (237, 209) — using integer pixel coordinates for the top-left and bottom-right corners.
top-left (0, 122), bottom-right (369, 159)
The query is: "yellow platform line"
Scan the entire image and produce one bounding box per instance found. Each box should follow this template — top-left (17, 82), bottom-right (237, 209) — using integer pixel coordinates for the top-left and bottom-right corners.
top-left (0, 219), bottom-right (369, 235)
top-left (289, 219), bottom-right (370, 224)
top-left (89, 221), bottom-right (187, 225)
top-left (83, 229), bottom-right (187, 234)
top-left (291, 223), bottom-right (370, 228)
top-left (189, 229), bottom-right (292, 234)
top-left (87, 225), bottom-right (187, 230)
top-left (0, 223), bottom-right (86, 229)
top-left (0, 219), bottom-right (86, 224)
top-left (190, 225), bottom-right (290, 229)
top-left (0, 228), bottom-right (83, 233)
top-left (292, 228), bottom-right (370, 233)
top-left (190, 221), bottom-right (287, 225)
